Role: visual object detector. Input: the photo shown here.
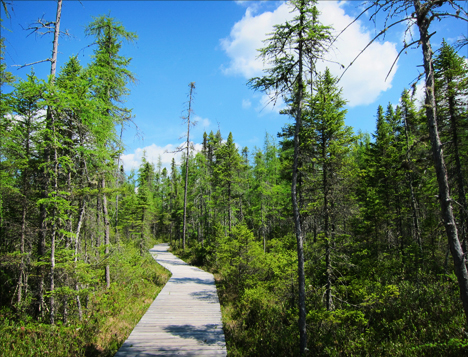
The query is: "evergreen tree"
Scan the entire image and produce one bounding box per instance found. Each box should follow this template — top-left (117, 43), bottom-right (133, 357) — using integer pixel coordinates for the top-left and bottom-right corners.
top-left (303, 68), bottom-right (355, 310)
top-left (136, 156), bottom-right (155, 255)
top-left (399, 89), bottom-right (424, 253)
top-left (85, 15), bottom-right (137, 289)
top-left (248, 2), bottom-right (332, 350)
top-left (434, 41), bottom-right (468, 250)
top-left (213, 132), bottom-right (244, 233)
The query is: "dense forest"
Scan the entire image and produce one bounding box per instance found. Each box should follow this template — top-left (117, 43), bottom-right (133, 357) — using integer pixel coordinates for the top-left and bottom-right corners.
top-left (1, 0), bottom-right (468, 356)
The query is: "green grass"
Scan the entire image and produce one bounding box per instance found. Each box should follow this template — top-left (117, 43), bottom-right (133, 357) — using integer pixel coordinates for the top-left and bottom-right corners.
top-left (0, 244), bottom-right (170, 357)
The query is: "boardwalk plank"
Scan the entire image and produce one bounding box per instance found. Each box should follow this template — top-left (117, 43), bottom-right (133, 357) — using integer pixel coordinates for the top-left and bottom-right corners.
top-left (114, 243), bottom-right (227, 357)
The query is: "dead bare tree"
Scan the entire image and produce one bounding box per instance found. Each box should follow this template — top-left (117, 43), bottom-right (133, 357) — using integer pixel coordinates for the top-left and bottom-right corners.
top-left (167, 82), bottom-right (197, 250)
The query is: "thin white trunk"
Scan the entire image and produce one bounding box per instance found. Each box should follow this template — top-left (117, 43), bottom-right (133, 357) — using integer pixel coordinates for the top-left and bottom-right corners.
top-left (102, 178), bottom-right (111, 289)
top-left (183, 82), bottom-right (195, 250)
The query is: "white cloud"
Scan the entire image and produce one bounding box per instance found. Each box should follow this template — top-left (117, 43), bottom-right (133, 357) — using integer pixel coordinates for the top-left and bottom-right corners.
top-left (121, 143), bottom-right (180, 172)
top-left (194, 115), bottom-right (210, 129)
top-left (121, 142), bottom-right (205, 172)
top-left (221, 1), bottom-right (399, 107)
top-left (8, 108), bottom-right (47, 124)
top-left (242, 98), bottom-right (252, 109)
top-left (123, 116), bottom-right (210, 174)
top-left (317, 1), bottom-right (398, 106)
top-left (220, 3), bottom-right (294, 78)
top-left (192, 115), bottom-right (211, 140)
top-left (413, 80), bottom-right (426, 108)
top-left (234, 0), bottom-right (251, 7)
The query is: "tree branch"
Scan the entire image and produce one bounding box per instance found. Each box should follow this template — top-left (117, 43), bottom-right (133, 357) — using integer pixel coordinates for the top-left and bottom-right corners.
top-left (13, 58), bottom-right (51, 70)
top-left (385, 39), bottom-right (420, 81)
top-left (338, 17), bottom-right (409, 83)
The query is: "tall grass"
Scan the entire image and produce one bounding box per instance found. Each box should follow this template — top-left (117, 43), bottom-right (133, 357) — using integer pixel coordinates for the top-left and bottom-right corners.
top-left (0, 243), bottom-right (170, 357)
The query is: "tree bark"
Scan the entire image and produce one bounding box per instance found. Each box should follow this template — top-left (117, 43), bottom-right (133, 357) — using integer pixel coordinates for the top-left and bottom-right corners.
top-left (18, 205), bottom-right (26, 305)
top-left (402, 103), bottom-right (422, 253)
top-left (228, 181), bottom-right (232, 234)
top-left (323, 133), bottom-right (332, 311)
top-left (183, 82), bottom-right (195, 250)
top-left (50, 128), bottom-right (59, 325)
top-left (140, 208), bottom-right (145, 256)
top-left (50, 0), bottom-right (62, 78)
top-left (17, 115), bottom-right (32, 305)
top-left (102, 178), bottom-right (111, 289)
top-left (75, 200), bottom-right (85, 321)
top-left (292, 1), bottom-right (307, 353)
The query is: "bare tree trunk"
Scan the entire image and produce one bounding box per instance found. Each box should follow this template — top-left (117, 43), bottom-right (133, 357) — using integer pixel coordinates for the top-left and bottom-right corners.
top-left (261, 201), bottom-right (266, 253)
top-left (183, 82), bottom-right (195, 250)
top-left (414, 0), bottom-right (468, 326)
top-left (37, 0), bottom-right (62, 322)
top-left (403, 106), bottom-right (422, 253)
top-left (38, 192), bottom-right (47, 319)
top-left (49, 1), bottom-right (62, 324)
top-left (140, 209), bottom-right (145, 256)
top-left (228, 182), bottom-right (232, 233)
top-left (323, 140), bottom-right (332, 311)
top-left (292, 2), bottom-right (307, 352)
top-left (18, 205), bottom-right (26, 305)
top-left (102, 178), bottom-right (111, 289)
top-left (18, 117), bottom-right (31, 305)
top-left (115, 126), bottom-right (124, 244)
top-left (50, 138), bottom-right (59, 325)
top-left (50, 225), bottom-right (56, 324)
top-left (96, 191), bottom-right (102, 248)
top-left (75, 200), bottom-right (85, 321)
top-left (50, 0), bottom-right (62, 77)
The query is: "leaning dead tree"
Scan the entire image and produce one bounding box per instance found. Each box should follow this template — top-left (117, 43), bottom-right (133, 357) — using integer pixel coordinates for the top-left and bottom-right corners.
top-left (340, 0), bottom-right (468, 326)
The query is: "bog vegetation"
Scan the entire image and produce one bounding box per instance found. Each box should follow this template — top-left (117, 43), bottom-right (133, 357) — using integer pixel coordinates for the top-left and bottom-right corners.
top-left (1, 0), bottom-right (468, 356)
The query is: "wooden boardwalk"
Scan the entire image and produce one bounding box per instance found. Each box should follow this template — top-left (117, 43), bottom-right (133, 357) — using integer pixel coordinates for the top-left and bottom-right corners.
top-left (114, 243), bottom-right (227, 357)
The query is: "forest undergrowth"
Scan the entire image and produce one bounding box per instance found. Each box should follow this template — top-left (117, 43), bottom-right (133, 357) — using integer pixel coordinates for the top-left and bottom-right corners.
top-left (172, 227), bottom-right (468, 357)
top-left (0, 241), bottom-right (170, 357)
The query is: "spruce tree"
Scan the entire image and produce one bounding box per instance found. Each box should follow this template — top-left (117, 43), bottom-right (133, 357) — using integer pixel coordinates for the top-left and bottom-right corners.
top-left (434, 41), bottom-right (468, 251)
top-left (213, 132), bottom-right (244, 233)
top-left (304, 68), bottom-right (355, 311)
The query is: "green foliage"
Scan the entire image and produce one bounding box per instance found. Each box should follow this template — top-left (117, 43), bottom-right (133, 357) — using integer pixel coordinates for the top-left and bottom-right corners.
top-left (0, 243), bottom-right (169, 357)
top-left (3, 4), bottom-right (468, 357)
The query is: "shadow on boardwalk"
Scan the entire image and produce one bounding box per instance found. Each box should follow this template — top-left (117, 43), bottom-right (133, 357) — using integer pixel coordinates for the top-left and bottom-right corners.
top-left (163, 324), bottom-right (225, 345)
top-left (170, 277), bottom-right (214, 285)
top-left (114, 243), bottom-right (227, 357)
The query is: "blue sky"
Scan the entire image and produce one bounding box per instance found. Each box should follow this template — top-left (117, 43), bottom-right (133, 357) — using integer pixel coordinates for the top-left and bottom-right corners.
top-left (2, 1), bottom-right (467, 171)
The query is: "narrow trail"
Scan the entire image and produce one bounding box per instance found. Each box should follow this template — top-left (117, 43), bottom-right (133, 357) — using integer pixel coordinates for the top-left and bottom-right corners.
top-left (114, 243), bottom-right (227, 357)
